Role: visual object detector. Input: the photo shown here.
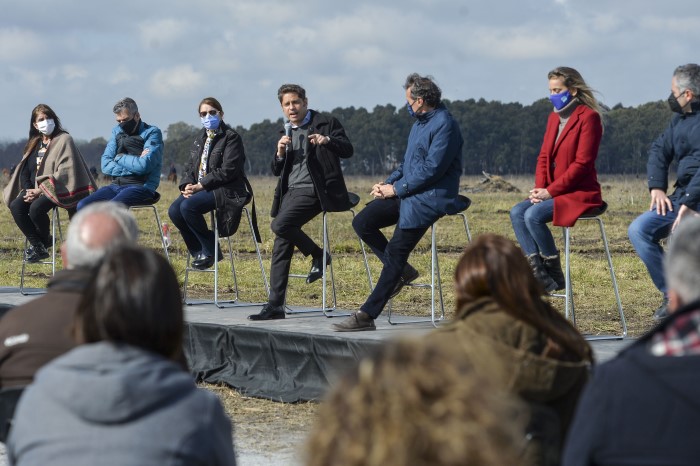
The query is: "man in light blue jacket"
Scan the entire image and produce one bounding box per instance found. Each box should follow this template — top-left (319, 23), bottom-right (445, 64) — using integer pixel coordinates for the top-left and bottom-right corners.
top-left (77, 97), bottom-right (163, 209)
top-left (333, 73), bottom-right (466, 331)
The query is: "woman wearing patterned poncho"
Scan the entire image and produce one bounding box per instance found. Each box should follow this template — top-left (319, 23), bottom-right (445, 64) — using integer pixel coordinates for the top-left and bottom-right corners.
top-left (3, 104), bottom-right (96, 263)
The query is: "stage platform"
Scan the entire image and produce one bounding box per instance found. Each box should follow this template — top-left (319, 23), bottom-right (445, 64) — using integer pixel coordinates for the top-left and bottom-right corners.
top-left (0, 288), bottom-right (633, 402)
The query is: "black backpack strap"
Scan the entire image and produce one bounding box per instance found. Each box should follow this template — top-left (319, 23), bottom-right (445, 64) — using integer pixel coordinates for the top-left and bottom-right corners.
top-left (245, 177), bottom-right (262, 243)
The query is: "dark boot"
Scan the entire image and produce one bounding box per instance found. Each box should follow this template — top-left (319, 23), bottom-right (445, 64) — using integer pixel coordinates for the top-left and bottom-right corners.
top-left (26, 243), bottom-right (50, 263)
top-left (653, 297), bottom-right (670, 322)
top-left (542, 255), bottom-right (566, 291)
top-left (527, 254), bottom-right (558, 293)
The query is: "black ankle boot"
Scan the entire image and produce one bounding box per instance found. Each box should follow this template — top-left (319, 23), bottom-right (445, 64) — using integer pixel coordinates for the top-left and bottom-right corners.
top-left (527, 254), bottom-right (558, 293)
top-left (26, 243), bottom-right (50, 263)
top-left (542, 255), bottom-right (566, 291)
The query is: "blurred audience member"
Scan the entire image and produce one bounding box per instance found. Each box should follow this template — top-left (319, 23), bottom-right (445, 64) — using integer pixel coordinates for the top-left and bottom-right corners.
top-left (563, 217), bottom-right (700, 466)
top-left (8, 245), bottom-right (235, 465)
top-left (431, 234), bottom-right (593, 461)
top-left (0, 202), bottom-right (137, 388)
top-left (305, 337), bottom-right (525, 466)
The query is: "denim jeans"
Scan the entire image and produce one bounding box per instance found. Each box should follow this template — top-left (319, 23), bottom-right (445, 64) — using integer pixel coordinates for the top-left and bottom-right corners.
top-left (509, 199), bottom-right (558, 257)
top-left (168, 191), bottom-right (217, 257)
top-left (628, 205), bottom-right (678, 295)
top-left (76, 184), bottom-right (156, 210)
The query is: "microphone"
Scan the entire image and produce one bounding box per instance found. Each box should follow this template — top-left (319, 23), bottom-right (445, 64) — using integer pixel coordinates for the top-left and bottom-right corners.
top-left (284, 122), bottom-right (292, 155)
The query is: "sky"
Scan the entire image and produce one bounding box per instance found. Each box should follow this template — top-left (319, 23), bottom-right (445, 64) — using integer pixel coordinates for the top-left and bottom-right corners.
top-left (1, 0), bottom-right (699, 143)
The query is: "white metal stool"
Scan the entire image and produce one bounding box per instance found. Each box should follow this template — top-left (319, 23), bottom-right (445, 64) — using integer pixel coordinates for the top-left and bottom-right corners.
top-left (182, 206), bottom-right (268, 308)
top-left (20, 206), bottom-right (63, 295)
top-left (384, 195), bottom-right (472, 327)
top-left (284, 192), bottom-right (372, 317)
top-left (128, 192), bottom-right (170, 262)
top-left (551, 201), bottom-right (627, 340)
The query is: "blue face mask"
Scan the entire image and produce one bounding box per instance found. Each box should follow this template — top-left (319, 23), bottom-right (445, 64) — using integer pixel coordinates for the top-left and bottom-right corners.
top-left (201, 114), bottom-right (221, 130)
top-left (406, 100), bottom-right (417, 118)
top-left (549, 90), bottom-right (572, 111)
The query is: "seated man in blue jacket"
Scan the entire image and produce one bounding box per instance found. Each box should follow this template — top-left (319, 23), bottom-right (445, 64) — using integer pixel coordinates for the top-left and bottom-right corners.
top-left (333, 73), bottom-right (466, 332)
top-left (628, 63), bottom-right (700, 321)
top-left (77, 97), bottom-right (163, 209)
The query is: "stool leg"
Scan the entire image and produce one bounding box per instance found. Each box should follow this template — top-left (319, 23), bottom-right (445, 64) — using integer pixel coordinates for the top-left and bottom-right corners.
top-left (555, 216), bottom-right (626, 339)
top-left (20, 237), bottom-right (28, 295)
top-left (597, 217), bottom-right (628, 338)
top-left (351, 209), bottom-right (374, 294)
top-left (224, 229), bottom-right (239, 306)
top-left (151, 205), bottom-right (170, 262)
top-left (182, 253), bottom-right (191, 304)
top-left (457, 212), bottom-right (472, 242)
top-left (213, 215), bottom-right (220, 306)
top-left (430, 223), bottom-right (446, 327)
top-left (244, 207), bottom-right (269, 297)
top-left (321, 212), bottom-right (338, 313)
top-left (563, 227), bottom-right (575, 326)
top-left (50, 208), bottom-right (58, 276)
top-left (283, 211), bottom-right (351, 317)
top-left (388, 223), bottom-right (445, 326)
top-left (183, 211), bottom-right (237, 307)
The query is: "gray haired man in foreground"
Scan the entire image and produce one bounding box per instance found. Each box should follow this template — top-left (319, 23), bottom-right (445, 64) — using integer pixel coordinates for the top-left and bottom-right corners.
top-left (0, 202), bottom-right (138, 388)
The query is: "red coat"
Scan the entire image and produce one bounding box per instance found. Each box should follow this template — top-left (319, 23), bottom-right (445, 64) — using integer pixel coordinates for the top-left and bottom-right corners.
top-left (535, 104), bottom-right (603, 227)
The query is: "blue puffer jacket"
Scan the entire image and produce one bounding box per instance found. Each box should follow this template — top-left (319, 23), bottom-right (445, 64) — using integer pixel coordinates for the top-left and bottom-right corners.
top-left (386, 104), bottom-right (465, 229)
top-left (101, 121), bottom-right (164, 192)
top-left (647, 101), bottom-right (700, 211)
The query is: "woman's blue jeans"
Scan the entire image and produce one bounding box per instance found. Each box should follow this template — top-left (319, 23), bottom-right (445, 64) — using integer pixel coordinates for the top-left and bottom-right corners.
top-left (510, 199), bottom-right (558, 257)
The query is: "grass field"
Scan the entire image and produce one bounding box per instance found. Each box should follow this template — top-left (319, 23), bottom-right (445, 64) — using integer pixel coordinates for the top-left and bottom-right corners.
top-left (0, 174), bottom-right (660, 337)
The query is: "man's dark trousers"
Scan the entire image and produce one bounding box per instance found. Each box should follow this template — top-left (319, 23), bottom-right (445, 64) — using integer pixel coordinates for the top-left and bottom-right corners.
top-left (268, 187), bottom-right (323, 306)
top-left (352, 198), bottom-right (429, 318)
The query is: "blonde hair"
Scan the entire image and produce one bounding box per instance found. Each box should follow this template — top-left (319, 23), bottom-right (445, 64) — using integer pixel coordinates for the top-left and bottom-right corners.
top-left (304, 338), bottom-right (525, 466)
top-left (548, 66), bottom-right (603, 117)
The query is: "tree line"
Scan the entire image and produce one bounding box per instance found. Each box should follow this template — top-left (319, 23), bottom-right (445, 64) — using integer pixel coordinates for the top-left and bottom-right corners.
top-left (0, 98), bottom-right (672, 177)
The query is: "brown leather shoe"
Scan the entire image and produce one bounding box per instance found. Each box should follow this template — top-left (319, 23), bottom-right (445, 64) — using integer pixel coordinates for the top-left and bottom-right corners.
top-left (390, 264), bottom-right (420, 298)
top-left (331, 311), bottom-right (376, 332)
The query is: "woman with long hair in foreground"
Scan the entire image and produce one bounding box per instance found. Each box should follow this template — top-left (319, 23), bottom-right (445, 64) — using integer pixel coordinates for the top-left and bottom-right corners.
top-left (8, 245), bottom-right (236, 465)
top-left (434, 234), bottom-right (593, 462)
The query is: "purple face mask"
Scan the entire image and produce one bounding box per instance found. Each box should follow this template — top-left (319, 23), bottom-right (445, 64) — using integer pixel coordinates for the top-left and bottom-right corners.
top-left (549, 90), bottom-right (572, 111)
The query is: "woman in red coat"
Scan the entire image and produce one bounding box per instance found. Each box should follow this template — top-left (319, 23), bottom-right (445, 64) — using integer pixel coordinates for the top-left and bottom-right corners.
top-left (510, 67), bottom-right (604, 292)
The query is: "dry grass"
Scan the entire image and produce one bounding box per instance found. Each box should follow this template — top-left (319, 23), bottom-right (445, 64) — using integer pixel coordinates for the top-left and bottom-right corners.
top-left (0, 174), bottom-right (659, 336)
top-left (205, 383), bottom-right (318, 455)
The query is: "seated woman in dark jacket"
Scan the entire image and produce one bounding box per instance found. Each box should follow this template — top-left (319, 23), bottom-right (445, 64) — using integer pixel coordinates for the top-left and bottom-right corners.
top-left (168, 96), bottom-right (252, 270)
top-left (430, 234), bottom-right (593, 458)
top-left (7, 245), bottom-right (236, 465)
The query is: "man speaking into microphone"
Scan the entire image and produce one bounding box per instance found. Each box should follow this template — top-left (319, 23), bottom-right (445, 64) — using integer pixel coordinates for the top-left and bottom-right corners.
top-left (248, 83), bottom-right (354, 321)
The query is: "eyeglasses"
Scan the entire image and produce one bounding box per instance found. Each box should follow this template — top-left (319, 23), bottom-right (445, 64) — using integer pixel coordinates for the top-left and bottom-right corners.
top-left (199, 109), bottom-right (219, 118)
